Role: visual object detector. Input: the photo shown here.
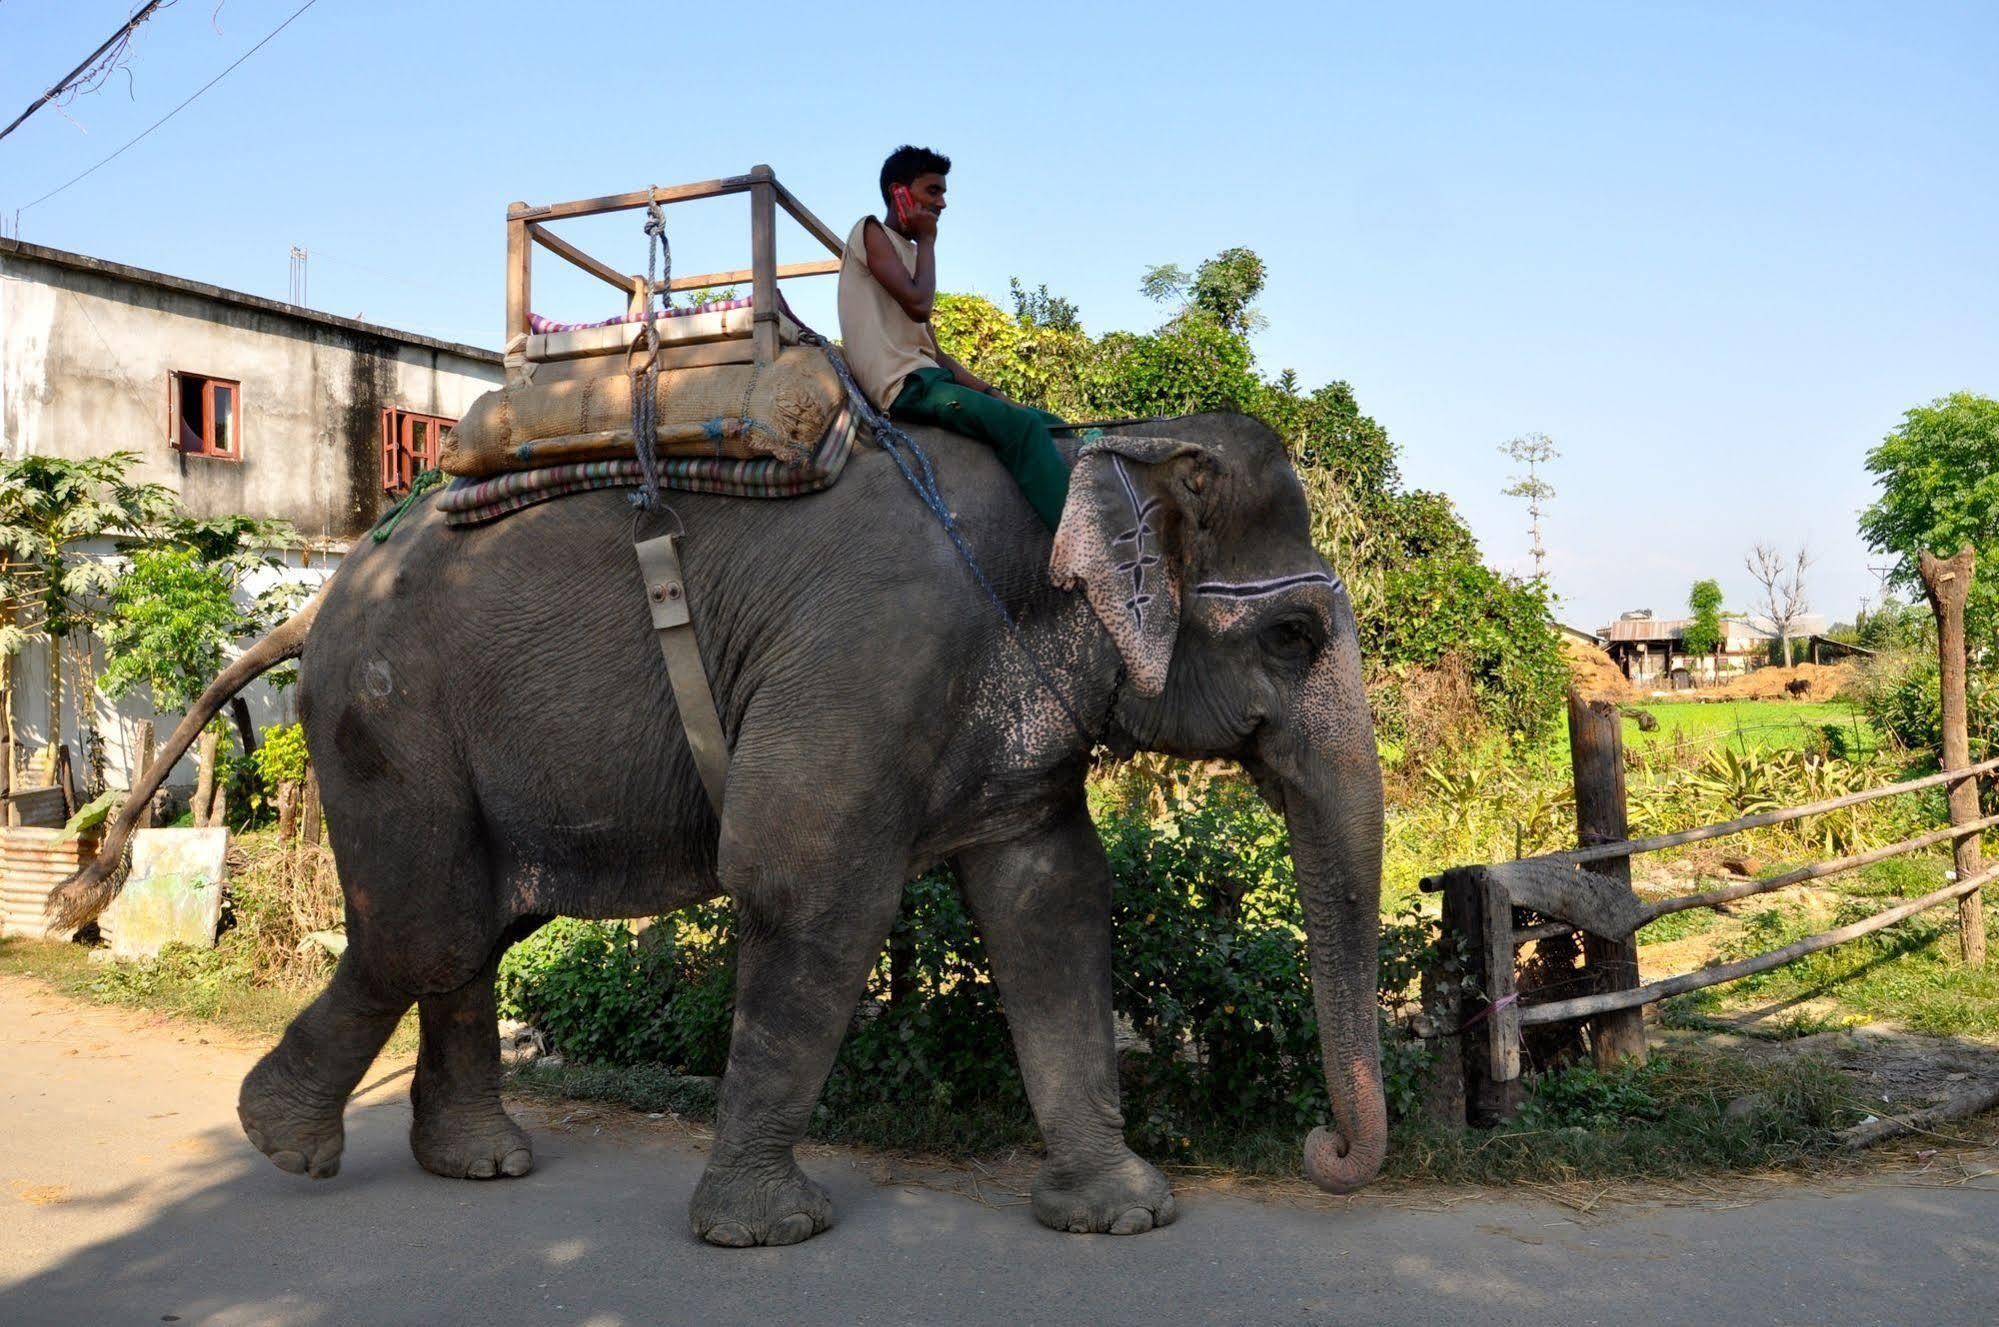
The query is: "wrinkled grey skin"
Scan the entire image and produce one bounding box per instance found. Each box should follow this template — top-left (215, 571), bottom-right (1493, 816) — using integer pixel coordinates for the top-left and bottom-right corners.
top-left (218, 411), bottom-right (1384, 1245)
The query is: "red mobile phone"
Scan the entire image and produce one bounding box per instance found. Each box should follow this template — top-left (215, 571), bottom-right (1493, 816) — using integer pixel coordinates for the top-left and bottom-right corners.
top-left (891, 184), bottom-right (915, 226)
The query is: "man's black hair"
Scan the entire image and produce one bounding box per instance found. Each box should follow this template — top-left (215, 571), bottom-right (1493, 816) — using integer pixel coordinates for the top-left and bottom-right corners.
top-left (880, 145), bottom-right (951, 209)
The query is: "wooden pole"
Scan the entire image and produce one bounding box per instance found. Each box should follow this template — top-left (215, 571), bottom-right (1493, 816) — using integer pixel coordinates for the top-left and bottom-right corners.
top-left (1567, 688), bottom-right (1647, 1066)
top-left (133, 720), bottom-right (154, 829)
top-left (503, 204), bottom-right (527, 349)
top-left (1919, 545), bottom-right (1986, 967)
top-left (748, 165), bottom-right (779, 366)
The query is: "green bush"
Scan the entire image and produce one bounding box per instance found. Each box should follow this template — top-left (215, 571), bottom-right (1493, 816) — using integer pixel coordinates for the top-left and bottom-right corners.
top-left (1856, 651), bottom-right (1999, 760)
top-left (492, 778), bottom-right (1449, 1151)
top-left (496, 911), bottom-right (734, 1072)
top-left (253, 722), bottom-right (310, 791)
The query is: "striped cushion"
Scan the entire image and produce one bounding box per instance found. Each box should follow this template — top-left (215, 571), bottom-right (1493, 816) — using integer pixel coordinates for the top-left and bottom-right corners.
top-left (438, 405), bottom-right (860, 528)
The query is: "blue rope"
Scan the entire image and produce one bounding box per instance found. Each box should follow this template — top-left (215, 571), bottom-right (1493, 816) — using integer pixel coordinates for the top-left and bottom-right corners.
top-left (811, 339), bottom-right (1096, 745)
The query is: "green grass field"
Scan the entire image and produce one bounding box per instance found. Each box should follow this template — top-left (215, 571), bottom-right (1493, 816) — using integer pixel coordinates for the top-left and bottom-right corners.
top-left (1628, 699), bottom-right (1876, 753)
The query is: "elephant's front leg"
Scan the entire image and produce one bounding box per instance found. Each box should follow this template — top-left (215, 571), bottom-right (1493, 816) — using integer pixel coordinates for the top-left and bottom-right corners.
top-left (956, 812), bottom-right (1176, 1234)
top-left (692, 841), bottom-right (903, 1248)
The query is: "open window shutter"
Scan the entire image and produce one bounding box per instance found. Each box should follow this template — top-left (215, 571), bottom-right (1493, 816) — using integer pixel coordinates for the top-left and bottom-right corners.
top-left (381, 408), bottom-right (397, 489)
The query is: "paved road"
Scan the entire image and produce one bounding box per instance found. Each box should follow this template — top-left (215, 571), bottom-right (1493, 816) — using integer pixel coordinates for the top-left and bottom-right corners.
top-left (2, 973), bottom-right (1994, 1326)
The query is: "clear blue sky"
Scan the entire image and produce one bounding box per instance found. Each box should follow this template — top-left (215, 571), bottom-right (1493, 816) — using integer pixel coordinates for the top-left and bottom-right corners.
top-left (5, 1), bottom-right (1995, 632)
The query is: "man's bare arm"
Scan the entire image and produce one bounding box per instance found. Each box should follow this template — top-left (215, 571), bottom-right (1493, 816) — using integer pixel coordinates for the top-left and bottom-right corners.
top-left (863, 217), bottom-right (937, 322)
top-left (931, 342), bottom-right (994, 394)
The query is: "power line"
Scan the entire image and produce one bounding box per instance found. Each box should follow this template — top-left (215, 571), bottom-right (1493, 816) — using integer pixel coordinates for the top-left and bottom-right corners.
top-left (18, 0), bottom-right (320, 217)
top-left (0, 1), bottom-right (177, 144)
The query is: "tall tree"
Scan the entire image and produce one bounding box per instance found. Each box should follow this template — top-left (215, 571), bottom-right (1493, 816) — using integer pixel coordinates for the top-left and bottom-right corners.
top-left (1858, 391), bottom-right (1999, 639)
top-left (1682, 579), bottom-right (1726, 680)
top-left (0, 453), bottom-right (176, 760)
top-left (1499, 433), bottom-right (1559, 581)
top-left (1744, 542), bottom-right (1813, 667)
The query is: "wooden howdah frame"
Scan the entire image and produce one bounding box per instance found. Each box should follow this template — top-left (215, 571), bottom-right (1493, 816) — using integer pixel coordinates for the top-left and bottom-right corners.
top-left (504, 166), bottom-right (846, 384)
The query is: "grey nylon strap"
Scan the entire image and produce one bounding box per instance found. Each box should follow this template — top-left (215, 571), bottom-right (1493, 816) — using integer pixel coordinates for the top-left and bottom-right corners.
top-left (635, 532), bottom-right (728, 813)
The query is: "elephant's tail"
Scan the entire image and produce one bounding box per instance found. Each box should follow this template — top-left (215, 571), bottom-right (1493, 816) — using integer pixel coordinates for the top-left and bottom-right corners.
top-left (45, 587), bottom-right (327, 934)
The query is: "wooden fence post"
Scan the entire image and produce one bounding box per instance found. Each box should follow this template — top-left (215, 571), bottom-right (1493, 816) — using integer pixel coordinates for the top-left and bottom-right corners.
top-left (1920, 546), bottom-right (1986, 967)
top-left (300, 763), bottom-right (322, 845)
top-left (1567, 688), bottom-right (1648, 1066)
top-left (1437, 867), bottom-right (1524, 1122)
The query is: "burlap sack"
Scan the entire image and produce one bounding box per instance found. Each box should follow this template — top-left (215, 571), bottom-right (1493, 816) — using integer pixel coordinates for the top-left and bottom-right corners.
top-left (442, 348), bottom-right (844, 478)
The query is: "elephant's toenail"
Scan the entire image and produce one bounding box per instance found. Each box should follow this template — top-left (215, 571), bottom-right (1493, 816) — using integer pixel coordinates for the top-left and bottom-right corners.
top-left (701, 1221), bottom-right (756, 1248)
top-left (268, 1150), bottom-right (307, 1174)
top-left (501, 1149), bottom-right (533, 1177)
top-left (308, 1157), bottom-right (340, 1180)
top-left (1109, 1207), bottom-right (1153, 1235)
top-left (467, 1158), bottom-right (497, 1179)
top-left (243, 1127), bottom-right (266, 1151)
top-left (766, 1214), bottom-right (816, 1246)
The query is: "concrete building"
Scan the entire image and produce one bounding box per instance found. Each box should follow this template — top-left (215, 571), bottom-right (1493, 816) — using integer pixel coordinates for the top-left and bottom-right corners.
top-left (1597, 609), bottom-right (1834, 686)
top-left (0, 237), bottom-right (501, 794)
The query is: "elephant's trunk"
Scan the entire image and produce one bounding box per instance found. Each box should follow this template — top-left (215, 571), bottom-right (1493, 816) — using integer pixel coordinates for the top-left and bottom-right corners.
top-left (1287, 779), bottom-right (1388, 1194)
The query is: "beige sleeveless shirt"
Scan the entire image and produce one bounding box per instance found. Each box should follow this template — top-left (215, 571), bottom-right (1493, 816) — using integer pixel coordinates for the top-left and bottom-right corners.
top-left (837, 216), bottom-right (938, 411)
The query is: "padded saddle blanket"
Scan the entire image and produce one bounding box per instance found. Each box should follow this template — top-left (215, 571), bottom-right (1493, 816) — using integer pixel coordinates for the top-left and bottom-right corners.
top-left (435, 402), bottom-right (862, 527)
top-left (441, 346), bottom-right (844, 478)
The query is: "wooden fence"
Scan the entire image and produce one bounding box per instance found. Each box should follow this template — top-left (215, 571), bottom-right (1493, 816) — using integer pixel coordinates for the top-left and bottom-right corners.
top-left (1420, 546), bottom-right (1990, 1123)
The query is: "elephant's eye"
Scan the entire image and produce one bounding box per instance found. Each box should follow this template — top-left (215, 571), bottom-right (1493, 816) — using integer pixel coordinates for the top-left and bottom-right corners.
top-left (1260, 614), bottom-right (1319, 664)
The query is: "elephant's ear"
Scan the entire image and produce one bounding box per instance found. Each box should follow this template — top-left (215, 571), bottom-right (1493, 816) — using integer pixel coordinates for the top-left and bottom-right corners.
top-left (1050, 435), bottom-right (1212, 698)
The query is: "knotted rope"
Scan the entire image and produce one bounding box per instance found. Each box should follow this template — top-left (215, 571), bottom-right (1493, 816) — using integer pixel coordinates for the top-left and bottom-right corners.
top-left (372, 467), bottom-right (445, 542)
top-left (628, 197), bottom-right (673, 511)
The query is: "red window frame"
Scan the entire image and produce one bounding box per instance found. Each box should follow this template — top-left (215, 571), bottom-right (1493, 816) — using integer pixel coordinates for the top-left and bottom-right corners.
top-left (381, 409), bottom-right (457, 493)
top-left (169, 372), bottom-right (243, 459)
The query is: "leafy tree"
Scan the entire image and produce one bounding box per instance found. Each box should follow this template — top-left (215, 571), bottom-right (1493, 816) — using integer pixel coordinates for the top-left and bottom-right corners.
top-left (1682, 579), bottom-right (1726, 667)
top-left (1858, 392), bottom-right (1999, 639)
top-left (1141, 248), bottom-right (1268, 336)
top-left (98, 516), bottom-right (299, 825)
top-left (1007, 278), bottom-right (1081, 334)
top-left (98, 549), bottom-right (242, 712)
top-left (0, 452), bottom-right (177, 750)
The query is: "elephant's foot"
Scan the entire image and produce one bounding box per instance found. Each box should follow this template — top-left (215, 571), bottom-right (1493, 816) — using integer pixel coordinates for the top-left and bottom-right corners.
top-left (410, 1106), bottom-right (534, 1180)
top-left (1032, 1150), bottom-right (1177, 1235)
top-left (238, 1051), bottom-right (347, 1180)
top-left (690, 1154), bottom-right (833, 1247)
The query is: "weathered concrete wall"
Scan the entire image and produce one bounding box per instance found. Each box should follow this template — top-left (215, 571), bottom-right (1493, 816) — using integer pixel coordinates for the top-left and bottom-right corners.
top-left (0, 239), bottom-right (501, 793)
top-left (0, 239), bottom-right (499, 541)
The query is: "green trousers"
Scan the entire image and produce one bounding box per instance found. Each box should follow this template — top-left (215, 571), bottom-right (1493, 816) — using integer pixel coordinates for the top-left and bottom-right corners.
top-left (890, 367), bottom-right (1071, 530)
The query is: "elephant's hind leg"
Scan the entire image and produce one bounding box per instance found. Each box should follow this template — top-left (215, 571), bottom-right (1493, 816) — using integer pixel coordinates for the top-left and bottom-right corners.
top-left (410, 938), bottom-right (534, 1180)
top-left (239, 941), bottom-right (410, 1179)
top-left (956, 813), bottom-right (1176, 1234)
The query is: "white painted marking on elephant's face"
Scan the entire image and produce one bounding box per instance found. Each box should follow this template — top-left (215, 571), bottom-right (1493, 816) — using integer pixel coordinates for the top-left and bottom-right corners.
top-left (363, 659), bottom-right (394, 699)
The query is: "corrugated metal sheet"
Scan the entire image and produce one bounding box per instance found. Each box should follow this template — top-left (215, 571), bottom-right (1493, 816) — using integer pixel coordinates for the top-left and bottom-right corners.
top-left (1597, 616), bottom-right (1776, 646)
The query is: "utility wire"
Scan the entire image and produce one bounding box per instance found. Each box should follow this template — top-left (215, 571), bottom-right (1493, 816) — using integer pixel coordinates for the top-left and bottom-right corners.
top-left (18, 0), bottom-right (319, 216)
top-left (0, 1), bottom-right (176, 144)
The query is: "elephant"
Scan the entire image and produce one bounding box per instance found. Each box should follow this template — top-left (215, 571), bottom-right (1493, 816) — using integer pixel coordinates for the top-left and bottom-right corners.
top-left (52, 409), bottom-right (1386, 1247)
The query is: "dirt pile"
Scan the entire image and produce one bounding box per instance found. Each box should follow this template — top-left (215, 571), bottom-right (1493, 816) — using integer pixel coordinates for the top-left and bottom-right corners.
top-left (1705, 661), bottom-right (1859, 701)
top-left (1563, 636), bottom-right (1633, 700)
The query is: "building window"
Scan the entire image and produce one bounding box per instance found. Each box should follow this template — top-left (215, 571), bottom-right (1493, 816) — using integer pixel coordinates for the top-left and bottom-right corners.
top-left (382, 409), bottom-right (456, 493)
top-left (170, 372), bottom-right (241, 458)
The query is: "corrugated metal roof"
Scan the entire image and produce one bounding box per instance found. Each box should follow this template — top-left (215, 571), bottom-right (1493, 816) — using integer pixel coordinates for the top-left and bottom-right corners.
top-left (1598, 617), bottom-right (1776, 645)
